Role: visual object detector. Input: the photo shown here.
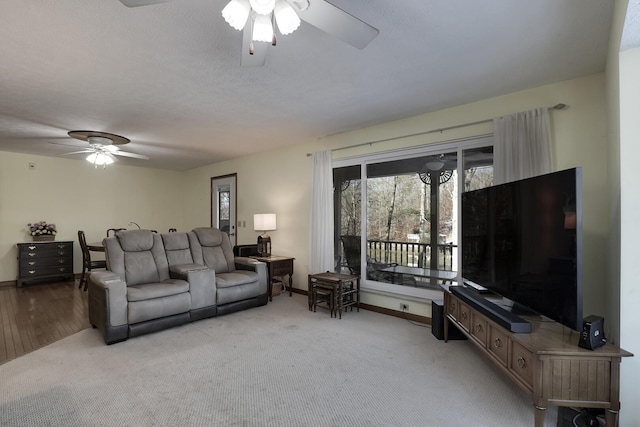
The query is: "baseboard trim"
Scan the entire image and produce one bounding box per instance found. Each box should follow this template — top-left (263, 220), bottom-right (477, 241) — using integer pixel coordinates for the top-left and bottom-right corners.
top-left (0, 280), bottom-right (16, 288)
top-left (290, 287), bottom-right (431, 325)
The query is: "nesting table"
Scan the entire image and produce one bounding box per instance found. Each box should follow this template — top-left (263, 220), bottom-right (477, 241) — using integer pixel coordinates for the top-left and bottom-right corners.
top-left (308, 272), bottom-right (360, 319)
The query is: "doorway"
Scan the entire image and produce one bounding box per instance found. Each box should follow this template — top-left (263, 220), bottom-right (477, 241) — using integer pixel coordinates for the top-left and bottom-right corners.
top-left (211, 174), bottom-right (237, 246)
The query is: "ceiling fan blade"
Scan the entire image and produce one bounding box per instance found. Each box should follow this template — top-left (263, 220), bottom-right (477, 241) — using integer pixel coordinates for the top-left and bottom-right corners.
top-left (241, 25), bottom-right (267, 67)
top-left (119, 0), bottom-right (173, 7)
top-left (297, 1), bottom-right (379, 49)
top-left (49, 140), bottom-right (86, 148)
top-left (112, 151), bottom-right (150, 160)
top-left (57, 150), bottom-right (94, 156)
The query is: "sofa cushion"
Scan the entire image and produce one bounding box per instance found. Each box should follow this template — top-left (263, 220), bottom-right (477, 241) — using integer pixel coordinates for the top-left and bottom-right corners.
top-left (216, 270), bottom-right (259, 288)
top-left (124, 251), bottom-right (161, 286)
top-left (162, 232), bottom-right (190, 250)
top-left (192, 227), bottom-right (235, 273)
top-left (117, 230), bottom-right (155, 252)
top-left (192, 227), bottom-right (223, 246)
top-left (127, 279), bottom-right (190, 302)
top-left (162, 232), bottom-right (196, 266)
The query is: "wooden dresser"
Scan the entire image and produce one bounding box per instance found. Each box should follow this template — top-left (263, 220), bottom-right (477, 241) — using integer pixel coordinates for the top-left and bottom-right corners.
top-left (17, 241), bottom-right (74, 287)
top-left (443, 286), bottom-right (633, 427)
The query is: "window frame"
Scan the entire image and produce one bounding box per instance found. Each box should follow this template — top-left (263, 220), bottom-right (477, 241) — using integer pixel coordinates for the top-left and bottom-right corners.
top-left (333, 135), bottom-right (493, 301)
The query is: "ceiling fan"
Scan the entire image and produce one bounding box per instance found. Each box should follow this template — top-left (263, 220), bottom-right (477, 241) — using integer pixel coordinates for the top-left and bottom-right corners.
top-left (118, 0), bottom-right (379, 67)
top-left (51, 130), bottom-right (150, 168)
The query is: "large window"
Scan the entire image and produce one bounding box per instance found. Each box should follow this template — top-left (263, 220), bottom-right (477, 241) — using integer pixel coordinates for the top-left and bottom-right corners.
top-left (334, 138), bottom-right (493, 297)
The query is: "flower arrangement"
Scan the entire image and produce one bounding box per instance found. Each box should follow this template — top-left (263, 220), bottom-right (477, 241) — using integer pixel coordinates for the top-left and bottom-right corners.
top-left (28, 221), bottom-right (57, 237)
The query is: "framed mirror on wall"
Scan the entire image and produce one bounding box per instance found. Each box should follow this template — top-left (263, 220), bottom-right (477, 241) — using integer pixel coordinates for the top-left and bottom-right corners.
top-left (211, 173), bottom-right (237, 247)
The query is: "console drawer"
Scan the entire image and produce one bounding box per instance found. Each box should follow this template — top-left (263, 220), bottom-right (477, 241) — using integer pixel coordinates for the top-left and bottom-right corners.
top-left (447, 294), bottom-right (459, 321)
top-left (487, 322), bottom-right (509, 366)
top-left (470, 311), bottom-right (488, 347)
top-left (510, 340), bottom-right (534, 390)
top-left (458, 301), bottom-right (471, 332)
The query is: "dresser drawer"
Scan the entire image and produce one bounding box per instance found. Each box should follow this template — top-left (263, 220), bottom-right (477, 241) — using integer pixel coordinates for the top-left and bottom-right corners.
top-left (21, 257), bottom-right (72, 268)
top-left (487, 322), bottom-right (509, 366)
top-left (20, 265), bottom-right (73, 278)
top-left (509, 340), bottom-right (534, 390)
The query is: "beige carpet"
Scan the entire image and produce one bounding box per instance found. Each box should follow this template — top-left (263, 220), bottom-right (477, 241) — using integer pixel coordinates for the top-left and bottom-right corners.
top-left (0, 293), bottom-right (557, 426)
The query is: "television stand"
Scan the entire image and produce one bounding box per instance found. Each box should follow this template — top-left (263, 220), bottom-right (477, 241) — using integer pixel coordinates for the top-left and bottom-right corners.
top-left (443, 285), bottom-right (633, 427)
top-left (451, 285), bottom-right (531, 333)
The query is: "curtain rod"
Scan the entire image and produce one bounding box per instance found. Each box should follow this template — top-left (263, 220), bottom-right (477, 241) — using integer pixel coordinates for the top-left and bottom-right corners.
top-left (306, 103), bottom-right (567, 157)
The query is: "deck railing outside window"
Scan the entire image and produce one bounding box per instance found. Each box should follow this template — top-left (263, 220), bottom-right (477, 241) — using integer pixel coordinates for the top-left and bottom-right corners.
top-left (366, 239), bottom-right (456, 271)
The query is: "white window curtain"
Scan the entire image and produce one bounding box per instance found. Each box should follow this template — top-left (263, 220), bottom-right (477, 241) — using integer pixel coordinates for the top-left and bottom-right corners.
top-left (493, 108), bottom-right (552, 184)
top-left (309, 150), bottom-right (335, 274)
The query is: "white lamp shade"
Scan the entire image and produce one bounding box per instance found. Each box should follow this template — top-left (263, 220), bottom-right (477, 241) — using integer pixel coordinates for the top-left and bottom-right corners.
top-left (254, 213), bottom-right (276, 231)
top-left (249, 0), bottom-right (275, 15)
top-left (86, 152), bottom-right (115, 166)
top-left (222, 0), bottom-right (251, 30)
top-left (252, 14), bottom-right (274, 42)
top-left (274, 0), bottom-right (300, 35)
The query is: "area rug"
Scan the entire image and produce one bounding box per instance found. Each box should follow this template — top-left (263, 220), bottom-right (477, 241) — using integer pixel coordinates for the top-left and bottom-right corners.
top-left (0, 294), bottom-right (557, 426)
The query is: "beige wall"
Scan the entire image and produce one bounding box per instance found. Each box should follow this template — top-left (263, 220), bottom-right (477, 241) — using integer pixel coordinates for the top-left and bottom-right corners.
top-left (182, 73), bottom-right (609, 320)
top-left (619, 46), bottom-right (640, 427)
top-left (0, 152), bottom-right (185, 282)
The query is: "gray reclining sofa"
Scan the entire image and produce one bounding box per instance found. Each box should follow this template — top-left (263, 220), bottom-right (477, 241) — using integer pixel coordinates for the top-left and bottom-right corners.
top-left (88, 228), bottom-right (268, 344)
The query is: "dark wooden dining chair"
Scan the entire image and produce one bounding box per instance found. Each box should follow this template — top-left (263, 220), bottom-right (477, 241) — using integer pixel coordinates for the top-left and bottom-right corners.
top-left (106, 228), bottom-right (126, 237)
top-left (78, 230), bottom-right (107, 291)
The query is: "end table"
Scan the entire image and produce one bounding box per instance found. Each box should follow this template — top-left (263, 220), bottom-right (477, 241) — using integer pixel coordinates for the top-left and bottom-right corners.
top-left (249, 255), bottom-right (295, 301)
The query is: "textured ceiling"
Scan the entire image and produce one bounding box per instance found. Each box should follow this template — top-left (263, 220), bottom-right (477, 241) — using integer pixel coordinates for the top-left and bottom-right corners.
top-left (0, 0), bottom-right (615, 170)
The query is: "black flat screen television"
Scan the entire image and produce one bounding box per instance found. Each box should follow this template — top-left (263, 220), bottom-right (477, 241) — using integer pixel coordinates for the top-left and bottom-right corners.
top-left (461, 168), bottom-right (583, 331)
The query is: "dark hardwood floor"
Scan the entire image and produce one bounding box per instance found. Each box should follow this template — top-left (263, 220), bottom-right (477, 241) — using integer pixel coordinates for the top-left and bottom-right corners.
top-left (0, 280), bottom-right (90, 366)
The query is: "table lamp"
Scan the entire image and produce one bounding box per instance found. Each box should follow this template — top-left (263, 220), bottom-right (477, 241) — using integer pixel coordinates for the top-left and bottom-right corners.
top-left (254, 213), bottom-right (276, 256)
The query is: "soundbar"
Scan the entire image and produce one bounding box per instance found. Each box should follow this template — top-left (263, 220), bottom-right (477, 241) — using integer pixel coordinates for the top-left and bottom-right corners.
top-left (451, 286), bottom-right (531, 333)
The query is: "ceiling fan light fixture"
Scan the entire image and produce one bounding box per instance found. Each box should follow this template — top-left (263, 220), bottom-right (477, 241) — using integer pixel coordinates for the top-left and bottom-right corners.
top-left (274, 0), bottom-right (300, 35)
top-left (86, 152), bottom-right (115, 167)
top-left (222, 0), bottom-right (251, 30)
top-left (252, 14), bottom-right (274, 42)
top-left (249, 0), bottom-right (275, 15)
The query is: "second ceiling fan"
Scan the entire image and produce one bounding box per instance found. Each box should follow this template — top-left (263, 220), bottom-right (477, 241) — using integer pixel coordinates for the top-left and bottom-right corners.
top-left (118, 0), bottom-right (379, 67)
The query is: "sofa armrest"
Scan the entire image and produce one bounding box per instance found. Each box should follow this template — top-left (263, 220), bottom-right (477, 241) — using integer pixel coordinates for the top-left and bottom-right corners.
top-left (235, 257), bottom-right (268, 289)
top-left (88, 270), bottom-right (128, 328)
top-left (169, 264), bottom-right (217, 310)
top-left (169, 263), bottom-right (209, 280)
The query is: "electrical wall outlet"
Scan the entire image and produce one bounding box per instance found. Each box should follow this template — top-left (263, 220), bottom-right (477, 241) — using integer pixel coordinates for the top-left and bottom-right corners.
top-left (400, 303), bottom-right (409, 311)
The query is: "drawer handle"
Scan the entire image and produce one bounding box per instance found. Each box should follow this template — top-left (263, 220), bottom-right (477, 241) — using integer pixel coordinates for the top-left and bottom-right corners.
top-left (494, 338), bottom-right (502, 348)
top-left (59, 259), bottom-right (65, 264)
top-left (57, 244), bottom-right (65, 249)
top-left (58, 267), bottom-right (66, 272)
top-left (29, 253), bottom-right (36, 257)
top-left (28, 270), bottom-right (36, 274)
top-left (29, 245), bottom-right (36, 250)
top-left (517, 356), bottom-right (527, 369)
top-left (28, 261), bottom-right (36, 266)
top-left (475, 323), bottom-right (483, 333)
top-left (58, 251), bottom-right (65, 255)
top-left (461, 312), bottom-right (468, 320)
top-left (449, 303), bottom-right (455, 310)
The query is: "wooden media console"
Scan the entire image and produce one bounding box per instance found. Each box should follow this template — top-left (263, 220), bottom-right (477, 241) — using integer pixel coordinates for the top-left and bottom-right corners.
top-left (443, 285), bottom-right (633, 427)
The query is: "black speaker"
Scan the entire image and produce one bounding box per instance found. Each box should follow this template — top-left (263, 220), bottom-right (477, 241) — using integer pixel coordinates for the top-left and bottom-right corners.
top-left (578, 315), bottom-right (606, 350)
top-left (431, 299), bottom-right (467, 341)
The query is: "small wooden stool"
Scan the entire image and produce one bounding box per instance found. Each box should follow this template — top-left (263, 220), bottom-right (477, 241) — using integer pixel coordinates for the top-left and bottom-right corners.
top-left (312, 286), bottom-right (335, 317)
